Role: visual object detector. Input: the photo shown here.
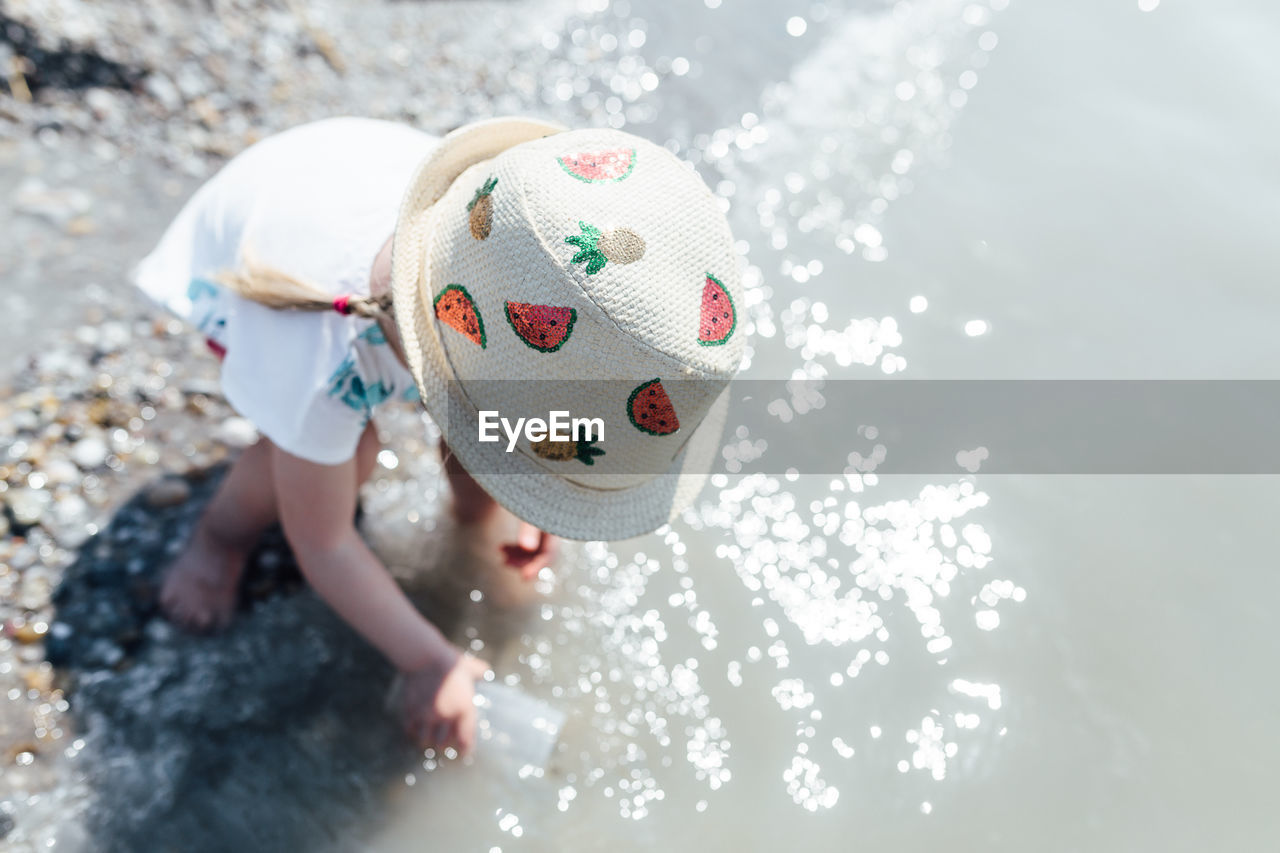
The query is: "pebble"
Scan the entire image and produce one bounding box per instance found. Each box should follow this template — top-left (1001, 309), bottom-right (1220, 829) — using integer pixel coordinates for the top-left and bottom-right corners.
top-left (43, 457), bottom-right (81, 485)
top-left (70, 436), bottom-right (109, 469)
top-left (22, 667), bottom-right (55, 694)
top-left (6, 488), bottom-right (51, 528)
top-left (53, 493), bottom-right (91, 527)
top-left (144, 73), bottom-right (183, 112)
top-left (215, 417), bottom-right (258, 448)
top-left (13, 177), bottom-right (94, 228)
top-left (143, 478), bottom-right (192, 509)
top-left (5, 620), bottom-right (47, 645)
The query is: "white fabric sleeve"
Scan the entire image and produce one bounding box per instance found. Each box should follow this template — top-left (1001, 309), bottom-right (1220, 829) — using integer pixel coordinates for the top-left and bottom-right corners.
top-left (219, 299), bottom-right (370, 465)
top-left (131, 170), bottom-right (249, 318)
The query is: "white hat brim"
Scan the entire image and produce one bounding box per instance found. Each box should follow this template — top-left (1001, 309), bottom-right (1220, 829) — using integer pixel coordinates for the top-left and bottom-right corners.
top-left (390, 117), bottom-right (728, 541)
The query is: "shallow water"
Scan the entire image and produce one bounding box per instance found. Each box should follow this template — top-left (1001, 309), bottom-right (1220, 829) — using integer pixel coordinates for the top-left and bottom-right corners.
top-left (3, 0), bottom-right (1279, 849)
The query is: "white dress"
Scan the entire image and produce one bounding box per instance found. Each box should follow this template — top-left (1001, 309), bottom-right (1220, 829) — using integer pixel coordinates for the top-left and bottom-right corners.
top-left (133, 117), bottom-right (438, 464)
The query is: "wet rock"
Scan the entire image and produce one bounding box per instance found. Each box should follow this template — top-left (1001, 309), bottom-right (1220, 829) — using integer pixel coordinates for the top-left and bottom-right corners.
top-left (44, 622), bottom-right (74, 666)
top-left (0, 10), bottom-right (143, 94)
top-left (85, 638), bottom-right (125, 669)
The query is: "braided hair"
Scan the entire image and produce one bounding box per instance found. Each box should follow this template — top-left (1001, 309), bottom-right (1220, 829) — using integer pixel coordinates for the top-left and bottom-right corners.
top-left (217, 246), bottom-right (408, 368)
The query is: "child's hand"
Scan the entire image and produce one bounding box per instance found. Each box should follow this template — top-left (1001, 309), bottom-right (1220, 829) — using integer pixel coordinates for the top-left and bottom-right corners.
top-left (400, 652), bottom-right (491, 757)
top-left (500, 522), bottom-right (558, 580)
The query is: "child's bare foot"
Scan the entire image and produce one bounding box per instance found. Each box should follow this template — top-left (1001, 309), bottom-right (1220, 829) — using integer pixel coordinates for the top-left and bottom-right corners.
top-left (159, 527), bottom-right (248, 631)
top-left (440, 439), bottom-right (556, 580)
top-left (499, 521), bottom-right (558, 581)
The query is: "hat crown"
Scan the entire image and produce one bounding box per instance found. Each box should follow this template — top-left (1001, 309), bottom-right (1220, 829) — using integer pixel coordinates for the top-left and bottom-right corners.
top-left (440, 126), bottom-right (742, 379)
top-left (393, 118), bottom-right (745, 536)
top-left (474, 128), bottom-right (743, 378)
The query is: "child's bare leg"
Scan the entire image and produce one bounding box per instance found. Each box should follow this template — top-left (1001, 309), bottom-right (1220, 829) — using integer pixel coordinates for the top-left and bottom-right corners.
top-left (441, 438), bottom-right (497, 523)
top-left (161, 423), bottom-right (382, 631)
top-left (355, 420), bottom-right (381, 485)
top-left (161, 437), bottom-right (279, 630)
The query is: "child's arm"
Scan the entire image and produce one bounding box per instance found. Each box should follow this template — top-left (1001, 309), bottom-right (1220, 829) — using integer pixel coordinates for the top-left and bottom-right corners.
top-left (271, 443), bottom-right (485, 753)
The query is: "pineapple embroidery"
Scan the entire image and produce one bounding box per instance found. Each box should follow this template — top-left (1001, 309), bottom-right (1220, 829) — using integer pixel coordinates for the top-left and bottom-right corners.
top-left (532, 436), bottom-right (606, 466)
top-left (565, 221), bottom-right (645, 274)
top-left (466, 176), bottom-right (498, 240)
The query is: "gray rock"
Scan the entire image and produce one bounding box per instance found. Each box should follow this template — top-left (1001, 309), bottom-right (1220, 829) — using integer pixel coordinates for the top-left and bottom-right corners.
top-left (84, 88), bottom-right (120, 121)
top-left (13, 177), bottom-right (94, 228)
top-left (144, 73), bottom-right (182, 111)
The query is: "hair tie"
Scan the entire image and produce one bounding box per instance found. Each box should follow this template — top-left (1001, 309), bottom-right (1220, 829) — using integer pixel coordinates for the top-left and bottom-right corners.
top-left (333, 295), bottom-right (352, 315)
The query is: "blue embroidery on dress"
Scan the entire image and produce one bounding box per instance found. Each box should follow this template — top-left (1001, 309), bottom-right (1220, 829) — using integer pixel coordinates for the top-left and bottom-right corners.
top-left (327, 356), bottom-right (364, 411)
top-left (327, 355), bottom-right (395, 414)
top-left (402, 385), bottom-right (420, 402)
top-left (358, 324), bottom-right (388, 345)
top-left (364, 380), bottom-right (392, 408)
top-left (186, 278), bottom-right (223, 334)
top-left (187, 278), bottom-right (219, 301)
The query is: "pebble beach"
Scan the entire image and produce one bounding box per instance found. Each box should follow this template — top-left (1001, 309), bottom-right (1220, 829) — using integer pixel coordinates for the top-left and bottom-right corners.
top-left (8, 0), bottom-right (1280, 851)
top-left (1, 0), bottom-right (608, 846)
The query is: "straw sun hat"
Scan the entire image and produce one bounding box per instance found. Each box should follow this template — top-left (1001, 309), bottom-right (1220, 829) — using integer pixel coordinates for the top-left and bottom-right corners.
top-left (390, 117), bottom-right (744, 541)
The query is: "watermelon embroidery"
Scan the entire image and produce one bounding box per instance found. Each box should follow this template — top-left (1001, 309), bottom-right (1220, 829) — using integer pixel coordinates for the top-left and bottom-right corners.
top-left (627, 378), bottom-right (680, 435)
top-left (505, 301), bottom-right (577, 352)
top-left (566, 221), bottom-right (645, 274)
top-left (557, 147), bottom-right (637, 183)
top-left (433, 284), bottom-right (486, 348)
top-left (466, 176), bottom-right (497, 240)
top-left (532, 436), bottom-right (605, 466)
top-left (698, 273), bottom-right (736, 346)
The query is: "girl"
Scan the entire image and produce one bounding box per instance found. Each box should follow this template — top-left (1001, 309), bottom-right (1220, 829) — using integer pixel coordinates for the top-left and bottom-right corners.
top-left (133, 115), bottom-right (744, 758)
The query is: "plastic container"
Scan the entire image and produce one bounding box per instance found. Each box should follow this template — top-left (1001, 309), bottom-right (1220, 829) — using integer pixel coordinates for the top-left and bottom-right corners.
top-left (472, 680), bottom-right (565, 771)
top-left (386, 675), bottom-right (565, 770)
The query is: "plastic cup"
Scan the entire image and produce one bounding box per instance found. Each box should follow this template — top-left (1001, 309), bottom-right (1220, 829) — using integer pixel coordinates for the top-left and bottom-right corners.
top-left (472, 680), bottom-right (565, 771)
top-left (384, 675), bottom-right (565, 771)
